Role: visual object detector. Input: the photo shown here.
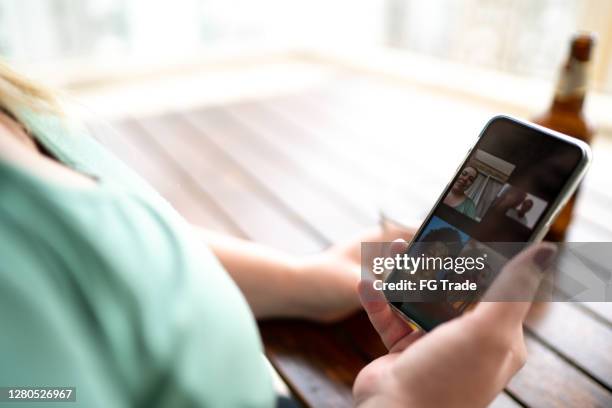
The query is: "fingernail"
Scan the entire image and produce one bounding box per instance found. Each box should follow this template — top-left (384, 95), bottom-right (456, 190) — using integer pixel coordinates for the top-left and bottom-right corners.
top-left (533, 245), bottom-right (557, 270)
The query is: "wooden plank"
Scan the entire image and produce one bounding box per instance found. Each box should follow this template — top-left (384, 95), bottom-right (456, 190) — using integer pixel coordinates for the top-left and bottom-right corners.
top-left (220, 103), bottom-right (382, 221)
top-left (258, 96), bottom-right (440, 214)
top-left (259, 320), bottom-right (363, 407)
top-left (224, 99), bottom-right (434, 221)
top-left (180, 108), bottom-right (372, 244)
top-left (579, 302), bottom-right (612, 324)
top-left (88, 119), bottom-right (241, 235)
top-left (132, 114), bottom-right (323, 255)
top-left (581, 136), bottom-right (612, 204)
top-left (525, 302), bottom-right (612, 389)
top-left (332, 312), bottom-right (386, 362)
top-left (489, 393), bottom-right (523, 408)
top-left (508, 337), bottom-right (612, 408)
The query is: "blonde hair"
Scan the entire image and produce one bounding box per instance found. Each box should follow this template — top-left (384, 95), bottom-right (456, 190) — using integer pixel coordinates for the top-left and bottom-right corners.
top-left (0, 59), bottom-right (63, 126)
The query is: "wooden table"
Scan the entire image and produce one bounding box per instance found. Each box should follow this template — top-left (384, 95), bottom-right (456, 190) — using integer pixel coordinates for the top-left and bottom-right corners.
top-left (93, 74), bottom-right (612, 407)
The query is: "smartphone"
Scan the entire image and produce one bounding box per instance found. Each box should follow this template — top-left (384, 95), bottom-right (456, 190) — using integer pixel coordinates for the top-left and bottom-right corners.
top-left (384, 115), bottom-right (592, 331)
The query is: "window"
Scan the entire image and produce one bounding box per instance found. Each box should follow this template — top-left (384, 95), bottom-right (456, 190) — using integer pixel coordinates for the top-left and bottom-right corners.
top-left (0, 0), bottom-right (610, 93)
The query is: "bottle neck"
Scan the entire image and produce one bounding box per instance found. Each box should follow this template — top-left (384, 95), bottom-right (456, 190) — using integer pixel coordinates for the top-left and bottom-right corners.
top-left (551, 58), bottom-right (588, 114)
top-left (551, 93), bottom-right (585, 113)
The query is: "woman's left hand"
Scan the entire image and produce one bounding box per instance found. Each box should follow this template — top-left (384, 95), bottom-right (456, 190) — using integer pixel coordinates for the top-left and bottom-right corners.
top-left (199, 223), bottom-right (413, 322)
top-left (294, 225), bottom-right (415, 322)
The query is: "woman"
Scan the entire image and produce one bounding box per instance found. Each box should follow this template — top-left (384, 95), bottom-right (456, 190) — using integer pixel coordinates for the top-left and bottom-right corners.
top-left (0, 61), bottom-right (555, 407)
top-left (443, 165), bottom-right (478, 219)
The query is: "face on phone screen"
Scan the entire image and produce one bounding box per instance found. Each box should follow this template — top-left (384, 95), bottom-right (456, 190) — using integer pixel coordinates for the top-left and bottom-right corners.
top-left (387, 116), bottom-right (589, 331)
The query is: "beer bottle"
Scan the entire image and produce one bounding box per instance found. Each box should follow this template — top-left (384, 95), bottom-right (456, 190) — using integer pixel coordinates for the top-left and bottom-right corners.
top-left (532, 32), bottom-right (596, 241)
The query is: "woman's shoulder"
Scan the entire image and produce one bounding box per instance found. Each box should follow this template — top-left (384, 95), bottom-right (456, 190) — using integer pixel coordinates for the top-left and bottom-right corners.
top-left (19, 112), bottom-right (170, 202)
top-left (0, 112), bottom-right (97, 189)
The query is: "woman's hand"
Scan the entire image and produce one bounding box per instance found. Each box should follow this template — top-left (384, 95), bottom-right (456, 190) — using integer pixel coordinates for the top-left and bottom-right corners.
top-left (353, 242), bottom-right (556, 408)
top-left (195, 224), bottom-right (413, 322)
top-left (294, 225), bottom-right (415, 322)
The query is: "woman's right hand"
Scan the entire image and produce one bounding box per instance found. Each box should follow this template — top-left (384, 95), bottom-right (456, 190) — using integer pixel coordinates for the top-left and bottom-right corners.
top-left (353, 243), bottom-right (556, 408)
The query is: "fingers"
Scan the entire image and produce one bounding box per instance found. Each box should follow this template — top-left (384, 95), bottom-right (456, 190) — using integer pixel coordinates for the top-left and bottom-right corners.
top-left (358, 279), bottom-right (389, 314)
top-left (358, 280), bottom-right (416, 351)
top-left (476, 242), bottom-right (557, 327)
top-left (374, 238), bottom-right (409, 279)
top-left (359, 232), bottom-right (417, 352)
top-left (389, 239), bottom-right (409, 258)
top-left (387, 330), bottom-right (423, 353)
top-left (333, 224), bottom-right (415, 266)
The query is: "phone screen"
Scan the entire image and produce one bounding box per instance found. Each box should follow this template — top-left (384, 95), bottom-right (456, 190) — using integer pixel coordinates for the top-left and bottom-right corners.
top-left (386, 116), bottom-right (589, 330)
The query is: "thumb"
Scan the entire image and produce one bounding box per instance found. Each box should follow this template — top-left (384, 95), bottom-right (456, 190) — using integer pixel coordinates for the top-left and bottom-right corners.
top-left (381, 239), bottom-right (409, 279)
top-left (477, 242), bottom-right (557, 327)
top-left (388, 238), bottom-right (409, 258)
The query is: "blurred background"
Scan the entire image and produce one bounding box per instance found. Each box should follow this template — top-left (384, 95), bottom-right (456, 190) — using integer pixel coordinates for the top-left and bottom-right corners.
top-left (1, 0), bottom-right (611, 82)
top-left (2, 0), bottom-right (612, 125)
top-left (2, 2), bottom-right (611, 407)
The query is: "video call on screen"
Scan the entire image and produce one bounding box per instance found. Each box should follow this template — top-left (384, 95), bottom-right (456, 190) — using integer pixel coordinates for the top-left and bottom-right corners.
top-left (394, 118), bottom-right (585, 329)
top-left (415, 117), bottom-right (584, 251)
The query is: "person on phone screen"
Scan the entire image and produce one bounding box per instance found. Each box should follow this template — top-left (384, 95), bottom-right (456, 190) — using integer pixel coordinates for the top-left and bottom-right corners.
top-left (443, 166), bottom-right (478, 219)
top-left (507, 198), bottom-right (534, 226)
top-left (0, 60), bottom-right (555, 408)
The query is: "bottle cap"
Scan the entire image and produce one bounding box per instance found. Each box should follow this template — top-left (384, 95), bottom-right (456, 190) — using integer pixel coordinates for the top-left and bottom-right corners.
top-left (570, 32), bottom-right (596, 62)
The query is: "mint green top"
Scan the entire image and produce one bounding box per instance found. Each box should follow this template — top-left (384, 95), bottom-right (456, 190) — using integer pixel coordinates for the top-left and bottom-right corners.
top-left (0, 114), bottom-right (274, 407)
top-left (453, 197), bottom-right (477, 219)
